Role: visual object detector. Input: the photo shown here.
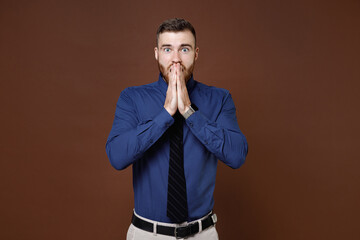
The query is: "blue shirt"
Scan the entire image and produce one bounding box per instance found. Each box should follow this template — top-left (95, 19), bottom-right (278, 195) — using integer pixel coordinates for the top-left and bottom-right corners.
top-left (106, 74), bottom-right (248, 223)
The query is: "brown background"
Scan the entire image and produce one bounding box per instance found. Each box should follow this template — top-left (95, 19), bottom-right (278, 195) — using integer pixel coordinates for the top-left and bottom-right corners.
top-left (1, 0), bottom-right (359, 239)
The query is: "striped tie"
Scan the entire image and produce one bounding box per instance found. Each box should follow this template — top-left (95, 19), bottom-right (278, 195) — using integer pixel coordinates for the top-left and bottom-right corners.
top-left (167, 111), bottom-right (188, 223)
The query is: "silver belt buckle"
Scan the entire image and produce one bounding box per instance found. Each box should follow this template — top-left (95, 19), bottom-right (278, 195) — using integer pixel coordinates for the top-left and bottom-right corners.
top-left (174, 223), bottom-right (195, 239)
top-left (174, 226), bottom-right (183, 239)
top-left (174, 227), bottom-right (179, 239)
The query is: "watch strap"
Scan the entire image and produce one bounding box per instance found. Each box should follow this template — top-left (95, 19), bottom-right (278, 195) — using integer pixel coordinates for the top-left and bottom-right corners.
top-left (183, 104), bottom-right (198, 119)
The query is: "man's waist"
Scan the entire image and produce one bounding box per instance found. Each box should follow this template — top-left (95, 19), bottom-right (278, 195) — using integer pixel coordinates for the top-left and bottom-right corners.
top-left (133, 204), bottom-right (215, 223)
top-left (132, 210), bottom-right (217, 239)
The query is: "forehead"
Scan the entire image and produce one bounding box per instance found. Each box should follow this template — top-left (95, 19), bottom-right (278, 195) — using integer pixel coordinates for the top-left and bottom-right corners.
top-left (158, 30), bottom-right (195, 47)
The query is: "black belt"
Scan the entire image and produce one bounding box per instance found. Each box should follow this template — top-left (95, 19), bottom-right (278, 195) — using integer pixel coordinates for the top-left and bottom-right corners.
top-left (131, 212), bottom-right (217, 239)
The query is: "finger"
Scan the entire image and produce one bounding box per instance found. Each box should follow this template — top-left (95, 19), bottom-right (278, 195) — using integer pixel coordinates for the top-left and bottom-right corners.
top-left (173, 65), bottom-right (178, 89)
top-left (175, 64), bottom-right (179, 83)
top-left (177, 73), bottom-right (182, 96)
top-left (170, 65), bottom-right (176, 85)
top-left (174, 63), bottom-right (179, 73)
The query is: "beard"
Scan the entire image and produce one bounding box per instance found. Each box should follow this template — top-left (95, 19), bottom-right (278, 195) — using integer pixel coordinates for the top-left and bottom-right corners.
top-left (157, 60), bottom-right (195, 84)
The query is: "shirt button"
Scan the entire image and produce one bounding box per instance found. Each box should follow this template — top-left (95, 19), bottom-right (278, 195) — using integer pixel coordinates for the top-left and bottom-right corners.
top-left (205, 141), bottom-right (208, 145)
top-left (189, 123), bottom-right (193, 127)
top-left (149, 139), bottom-right (153, 143)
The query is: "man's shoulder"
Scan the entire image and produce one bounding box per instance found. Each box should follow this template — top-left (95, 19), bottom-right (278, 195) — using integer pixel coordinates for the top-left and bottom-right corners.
top-left (194, 80), bottom-right (230, 97)
top-left (121, 81), bottom-right (158, 95)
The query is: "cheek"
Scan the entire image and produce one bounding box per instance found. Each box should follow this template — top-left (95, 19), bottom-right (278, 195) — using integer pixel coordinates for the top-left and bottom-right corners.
top-left (183, 56), bottom-right (195, 67)
top-left (158, 54), bottom-right (171, 63)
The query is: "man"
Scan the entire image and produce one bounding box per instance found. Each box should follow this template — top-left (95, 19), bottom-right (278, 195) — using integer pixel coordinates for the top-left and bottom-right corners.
top-left (106, 18), bottom-right (248, 239)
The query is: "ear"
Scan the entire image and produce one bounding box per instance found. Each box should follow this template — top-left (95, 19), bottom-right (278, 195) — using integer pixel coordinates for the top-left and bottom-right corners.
top-left (194, 47), bottom-right (199, 61)
top-left (154, 47), bottom-right (158, 60)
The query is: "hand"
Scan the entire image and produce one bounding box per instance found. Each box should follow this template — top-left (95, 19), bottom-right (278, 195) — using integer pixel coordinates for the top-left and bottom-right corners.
top-left (163, 64), bottom-right (178, 116)
top-left (175, 63), bottom-right (191, 115)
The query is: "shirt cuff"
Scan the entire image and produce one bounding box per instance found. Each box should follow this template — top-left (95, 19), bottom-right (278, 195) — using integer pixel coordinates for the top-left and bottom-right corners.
top-left (185, 110), bottom-right (223, 147)
top-left (153, 107), bottom-right (175, 129)
top-left (185, 110), bottom-right (204, 127)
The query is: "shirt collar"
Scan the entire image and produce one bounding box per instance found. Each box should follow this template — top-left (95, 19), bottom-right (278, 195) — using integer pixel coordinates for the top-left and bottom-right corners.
top-left (157, 73), bottom-right (196, 96)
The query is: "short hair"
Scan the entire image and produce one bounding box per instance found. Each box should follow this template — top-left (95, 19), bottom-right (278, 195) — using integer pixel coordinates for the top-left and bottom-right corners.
top-left (156, 18), bottom-right (196, 47)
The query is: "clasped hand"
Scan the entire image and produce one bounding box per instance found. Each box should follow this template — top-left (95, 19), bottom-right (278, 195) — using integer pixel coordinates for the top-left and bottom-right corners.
top-left (163, 63), bottom-right (191, 116)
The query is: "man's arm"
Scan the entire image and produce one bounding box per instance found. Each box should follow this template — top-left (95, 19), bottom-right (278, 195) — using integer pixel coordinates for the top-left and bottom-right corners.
top-left (181, 91), bottom-right (248, 169)
top-left (106, 65), bottom-right (180, 170)
top-left (105, 89), bottom-right (174, 170)
top-left (175, 64), bottom-right (247, 168)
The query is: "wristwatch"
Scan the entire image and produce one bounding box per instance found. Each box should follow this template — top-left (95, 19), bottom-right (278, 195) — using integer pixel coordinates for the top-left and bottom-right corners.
top-left (183, 104), bottom-right (198, 119)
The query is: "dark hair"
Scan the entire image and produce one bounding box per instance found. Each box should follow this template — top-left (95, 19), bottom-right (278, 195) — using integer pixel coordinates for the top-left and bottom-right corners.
top-left (156, 18), bottom-right (196, 46)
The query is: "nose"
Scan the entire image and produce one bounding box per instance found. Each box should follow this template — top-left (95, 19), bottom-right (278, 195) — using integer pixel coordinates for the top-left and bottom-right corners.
top-left (171, 50), bottom-right (181, 63)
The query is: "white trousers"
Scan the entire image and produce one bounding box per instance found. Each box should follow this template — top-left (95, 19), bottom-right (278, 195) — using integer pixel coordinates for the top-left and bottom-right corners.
top-left (126, 211), bottom-right (219, 240)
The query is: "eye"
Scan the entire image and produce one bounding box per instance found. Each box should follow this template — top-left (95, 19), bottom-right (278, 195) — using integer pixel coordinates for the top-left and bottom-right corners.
top-left (181, 48), bottom-right (189, 53)
top-left (163, 48), bottom-right (171, 52)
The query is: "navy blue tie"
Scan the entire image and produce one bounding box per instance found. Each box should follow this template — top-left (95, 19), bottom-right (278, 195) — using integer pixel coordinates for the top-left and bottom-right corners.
top-left (167, 111), bottom-right (188, 223)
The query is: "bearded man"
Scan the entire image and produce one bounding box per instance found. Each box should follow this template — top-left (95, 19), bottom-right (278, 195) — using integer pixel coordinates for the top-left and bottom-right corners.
top-left (106, 18), bottom-right (248, 240)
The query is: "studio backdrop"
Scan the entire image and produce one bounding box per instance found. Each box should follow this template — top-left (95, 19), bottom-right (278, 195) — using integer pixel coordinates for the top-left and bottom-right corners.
top-left (0, 0), bottom-right (359, 239)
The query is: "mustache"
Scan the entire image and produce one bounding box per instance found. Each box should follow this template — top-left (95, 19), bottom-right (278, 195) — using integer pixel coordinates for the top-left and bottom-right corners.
top-left (168, 63), bottom-right (186, 72)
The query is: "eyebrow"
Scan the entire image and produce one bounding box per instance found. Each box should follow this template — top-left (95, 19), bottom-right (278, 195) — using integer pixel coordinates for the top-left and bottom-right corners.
top-left (160, 44), bottom-right (172, 48)
top-left (180, 44), bottom-right (193, 49)
top-left (160, 44), bottom-right (194, 49)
